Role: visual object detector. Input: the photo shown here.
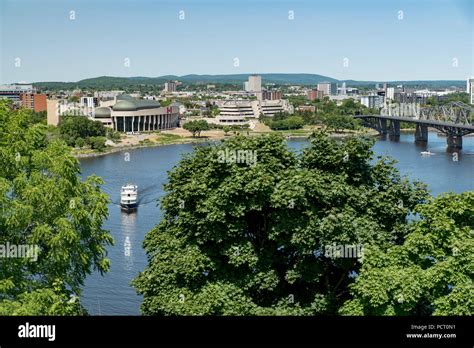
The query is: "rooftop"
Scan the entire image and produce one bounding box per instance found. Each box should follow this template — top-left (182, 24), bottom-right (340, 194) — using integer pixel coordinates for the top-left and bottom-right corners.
top-left (112, 94), bottom-right (161, 111)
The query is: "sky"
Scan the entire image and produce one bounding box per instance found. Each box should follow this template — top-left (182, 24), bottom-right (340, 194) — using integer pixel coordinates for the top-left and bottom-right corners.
top-left (0, 0), bottom-right (473, 83)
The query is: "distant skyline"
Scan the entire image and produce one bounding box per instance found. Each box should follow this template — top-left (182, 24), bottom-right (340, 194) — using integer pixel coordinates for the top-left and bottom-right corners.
top-left (1, 0), bottom-right (472, 84)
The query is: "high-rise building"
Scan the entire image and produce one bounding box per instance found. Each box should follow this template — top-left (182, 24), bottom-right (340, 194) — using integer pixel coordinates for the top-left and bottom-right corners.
top-left (386, 87), bottom-right (395, 101)
top-left (317, 82), bottom-right (337, 96)
top-left (317, 83), bottom-right (330, 95)
top-left (47, 99), bottom-right (60, 126)
top-left (360, 95), bottom-right (385, 109)
top-left (307, 88), bottom-right (324, 101)
top-left (340, 82), bottom-right (347, 95)
top-left (164, 81), bottom-right (177, 93)
top-left (19, 93), bottom-right (47, 112)
top-left (247, 75), bottom-right (262, 92)
top-left (467, 77), bottom-right (474, 104)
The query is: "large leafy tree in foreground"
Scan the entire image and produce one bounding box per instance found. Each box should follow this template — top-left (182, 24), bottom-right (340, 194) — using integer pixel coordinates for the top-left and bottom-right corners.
top-left (341, 192), bottom-right (473, 316)
top-left (0, 101), bottom-right (113, 314)
top-left (134, 131), bottom-right (428, 315)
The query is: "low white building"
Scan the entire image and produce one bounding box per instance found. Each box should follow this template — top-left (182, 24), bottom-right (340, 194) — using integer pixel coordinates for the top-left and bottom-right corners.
top-left (216, 99), bottom-right (292, 118)
top-left (203, 115), bottom-right (249, 126)
top-left (218, 100), bottom-right (257, 118)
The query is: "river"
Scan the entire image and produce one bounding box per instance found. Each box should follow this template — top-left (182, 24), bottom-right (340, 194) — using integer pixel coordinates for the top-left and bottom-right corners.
top-left (79, 132), bottom-right (474, 315)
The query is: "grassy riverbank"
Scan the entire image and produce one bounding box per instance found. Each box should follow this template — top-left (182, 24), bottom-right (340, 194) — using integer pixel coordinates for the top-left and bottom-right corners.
top-left (74, 132), bottom-right (212, 158)
top-left (74, 125), bottom-right (380, 158)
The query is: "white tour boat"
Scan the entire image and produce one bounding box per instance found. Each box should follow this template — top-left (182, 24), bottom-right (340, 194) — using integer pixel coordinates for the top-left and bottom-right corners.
top-left (420, 151), bottom-right (435, 156)
top-left (120, 184), bottom-right (138, 211)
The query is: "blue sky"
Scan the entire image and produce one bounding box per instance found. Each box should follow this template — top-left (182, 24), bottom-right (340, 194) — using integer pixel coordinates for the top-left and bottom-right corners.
top-left (1, 0), bottom-right (472, 83)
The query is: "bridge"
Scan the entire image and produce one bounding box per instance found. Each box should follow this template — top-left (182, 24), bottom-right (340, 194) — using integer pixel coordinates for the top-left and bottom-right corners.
top-left (355, 102), bottom-right (474, 149)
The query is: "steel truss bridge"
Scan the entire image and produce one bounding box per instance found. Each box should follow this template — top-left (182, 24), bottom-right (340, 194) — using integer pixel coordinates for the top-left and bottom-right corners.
top-left (355, 102), bottom-right (474, 149)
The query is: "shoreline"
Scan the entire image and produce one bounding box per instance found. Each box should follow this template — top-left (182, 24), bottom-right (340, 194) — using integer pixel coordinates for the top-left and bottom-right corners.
top-left (74, 137), bottom-right (213, 159)
top-left (74, 128), bottom-right (379, 159)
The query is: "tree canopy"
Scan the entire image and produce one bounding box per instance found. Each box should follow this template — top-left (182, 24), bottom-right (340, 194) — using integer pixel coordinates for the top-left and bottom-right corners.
top-left (183, 120), bottom-right (210, 137)
top-left (289, 98), bottom-right (368, 131)
top-left (58, 116), bottom-right (106, 147)
top-left (266, 116), bottom-right (304, 131)
top-left (322, 114), bottom-right (360, 133)
top-left (340, 192), bottom-right (473, 316)
top-left (133, 131), bottom-right (431, 315)
top-left (0, 100), bottom-right (113, 315)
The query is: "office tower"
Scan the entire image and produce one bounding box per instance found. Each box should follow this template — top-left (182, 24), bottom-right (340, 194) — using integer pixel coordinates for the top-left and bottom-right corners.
top-left (247, 75), bottom-right (262, 92)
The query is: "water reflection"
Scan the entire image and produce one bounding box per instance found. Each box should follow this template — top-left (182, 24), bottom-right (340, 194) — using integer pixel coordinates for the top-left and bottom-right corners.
top-left (121, 211), bottom-right (136, 271)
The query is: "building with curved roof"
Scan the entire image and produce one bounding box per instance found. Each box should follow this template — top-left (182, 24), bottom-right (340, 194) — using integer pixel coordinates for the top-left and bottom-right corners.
top-left (113, 100), bottom-right (138, 111)
top-left (92, 94), bottom-right (179, 132)
top-left (94, 107), bottom-right (112, 118)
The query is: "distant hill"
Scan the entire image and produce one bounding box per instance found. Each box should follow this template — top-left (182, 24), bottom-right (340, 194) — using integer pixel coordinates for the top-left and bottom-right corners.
top-left (33, 74), bottom-right (465, 90)
top-left (34, 76), bottom-right (169, 90)
top-left (175, 73), bottom-right (338, 85)
top-left (341, 79), bottom-right (465, 88)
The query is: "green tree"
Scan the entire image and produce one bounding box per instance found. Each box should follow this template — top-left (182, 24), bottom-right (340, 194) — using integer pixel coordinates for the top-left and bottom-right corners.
top-left (211, 106), bottom-right (220, 117)
top-left (160, 99), bottom-right (172, 107)
top-left (322, 114), bottom-right (359, 133)
top-left (267, 116), bottom-right (304, 130)
top-left (133, 131), bottom-right (428, 315)
top-left (75, 137), bottom-right (85, 148)
top-left (183, 120), bottom-right (210, 137)
top-left (0, 100), bottom-right (113, 315)
top-left (106, 130), bottom-right (121, 142)
top-left (296, 110), bottom-right (316, 125)
top-left (223, 126), bottom-right (231, 136)
top-left (338, 98), bottom-right (368, 116)
top-left (273, 111), bottom-right (290, 122)
top-left (58, 116), bottom-right (106, 146)
top-left (89, 136), bottom-right (107, 151)
top-left (287, 96), bottom-right (308, 108)
top-left (340, 192), bottom-right (473, 316)
top-left (29, 110), bottom-right (47, 125)
top-left (426, 92), bottom-right (469, 106)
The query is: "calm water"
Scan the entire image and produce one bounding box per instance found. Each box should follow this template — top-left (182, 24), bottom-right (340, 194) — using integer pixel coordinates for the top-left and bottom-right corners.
top-left (80, 133), bottom-right (474, 315)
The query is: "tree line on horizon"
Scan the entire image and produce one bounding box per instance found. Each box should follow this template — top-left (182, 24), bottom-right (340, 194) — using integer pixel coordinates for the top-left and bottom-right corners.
top-left (32, 75), bottom-right (468, 93)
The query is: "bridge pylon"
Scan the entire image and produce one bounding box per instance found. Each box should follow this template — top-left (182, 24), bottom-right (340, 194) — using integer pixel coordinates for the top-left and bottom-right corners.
top-left (414, 124), bottom-right (428, 143)
top-left (355, 101), bottom-right (473, 151)
top-left (388, 120), bottom-right (400, 140)
top-left (447, 135), bottom-right (462, 149)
